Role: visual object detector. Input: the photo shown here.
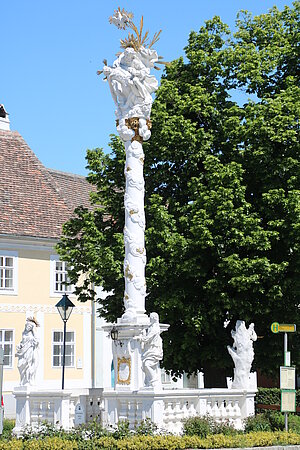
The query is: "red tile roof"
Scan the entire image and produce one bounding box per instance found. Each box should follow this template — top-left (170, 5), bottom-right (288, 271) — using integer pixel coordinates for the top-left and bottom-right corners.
top-left (47, 168), bottom-right (94, 212)
top-left (0, 129), bottom-right (94, 240)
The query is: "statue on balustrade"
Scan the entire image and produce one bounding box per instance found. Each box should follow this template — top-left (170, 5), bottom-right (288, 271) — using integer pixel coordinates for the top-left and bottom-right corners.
top-left (15, 317), bottom-right (40, 386)
top-left (227, 320), bottom-right (257, 389)
top-left (141, 312), bottom-right (163, 388)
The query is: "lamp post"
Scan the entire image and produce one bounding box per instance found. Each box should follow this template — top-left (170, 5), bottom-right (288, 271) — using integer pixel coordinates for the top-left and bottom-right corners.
top-left (55, 294), bottom-right (75, 390)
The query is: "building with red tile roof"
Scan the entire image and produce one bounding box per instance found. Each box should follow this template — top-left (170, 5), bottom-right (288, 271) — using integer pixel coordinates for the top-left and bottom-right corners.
top-left (0, 106), bottom-right (112, 418)
top-left (0, 128), bottom-right (93, 240)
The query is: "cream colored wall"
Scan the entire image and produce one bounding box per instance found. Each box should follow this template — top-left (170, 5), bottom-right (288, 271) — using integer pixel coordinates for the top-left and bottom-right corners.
top-left (0, 246), bottom-right (84, 307)
top-left (44, 312), bottom-right (84, 381)
top-left (19, 250), bottom-right (50, 303)
top-left (0, 242), bottom-right (90, 389)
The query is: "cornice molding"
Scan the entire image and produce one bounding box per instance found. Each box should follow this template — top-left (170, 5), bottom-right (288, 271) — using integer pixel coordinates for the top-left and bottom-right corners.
top-left (0, 235), bottom-right (57, 252)
top-left (0, 303), bottom-right (91, 315)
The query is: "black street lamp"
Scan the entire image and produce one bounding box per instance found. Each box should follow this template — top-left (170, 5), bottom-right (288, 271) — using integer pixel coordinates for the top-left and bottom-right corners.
top-left (55, 294), bottom-right (75, 389)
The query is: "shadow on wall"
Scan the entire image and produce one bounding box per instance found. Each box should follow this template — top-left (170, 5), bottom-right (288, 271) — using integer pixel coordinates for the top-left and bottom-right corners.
top-left (111, 360), bottom-right (114, 388)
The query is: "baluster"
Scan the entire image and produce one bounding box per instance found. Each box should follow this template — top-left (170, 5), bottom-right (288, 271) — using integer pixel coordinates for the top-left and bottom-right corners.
top-left (206, 400), bottom-right (212, 416)
top-left (174, 400), bottom-right (181, 433)
top-left (171, 401), bottom-right (177, 428)
top-left (69, 399), bottom-right (75, 428)
top-left (136, 400), bottom-right (143, 423)
top-left (46, 401), bottom-right (50, 422)
top-left (226, 400), bottom-right (234, 420)
top-left (127, 400), bottom-right (135, 428)
top-left (211, 400), bottom-right (220, 419)
top-left (232, 399), bottom-right (241, 418)
top-left (182, 400), bottom-right (187, 417)
top-left (232, 399), bottom-right (242, 429)
top-left (167, 401), bottom-right (173, 432)
top-left (39, 401), bottom-right (44, 424)
top-left (119, 399), bottom-right (128, 421)
top-left (220, 400), bottom-right (227, 419)
top-left (163, 401), bottom-right (170, 428)
top-left (189, 400), bottom-right (197, 417)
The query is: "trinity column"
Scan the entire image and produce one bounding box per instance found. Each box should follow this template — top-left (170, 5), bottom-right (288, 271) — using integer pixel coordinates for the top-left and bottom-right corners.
top-left (101, 8), bottom-right (168, 391)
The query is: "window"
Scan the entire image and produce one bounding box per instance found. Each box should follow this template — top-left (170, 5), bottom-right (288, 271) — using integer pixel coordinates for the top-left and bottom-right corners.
top-left (0, 252), bottom-right (18, 295)
top-left (54, 260), bottom-right (72, 293)
top-left (50, 256), bottom-right (73, 296)
top-left (52, 331), bottom-right (75, 367)
top-left (0, 330), bottom-right (14, 367)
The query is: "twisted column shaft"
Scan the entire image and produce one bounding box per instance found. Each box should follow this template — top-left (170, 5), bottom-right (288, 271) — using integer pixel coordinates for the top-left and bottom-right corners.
top-left (122, 119), bottom-right (148, 321)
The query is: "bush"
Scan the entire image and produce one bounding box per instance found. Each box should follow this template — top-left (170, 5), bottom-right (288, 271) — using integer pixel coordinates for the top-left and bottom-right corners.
top-left (89, 432), bottom-right (300, 448)
top-left (267, 411), bottom-right (285, 431)
top-left (17, 422), bottom-right (70, 441)
top-left (1, 419), bottom-right (15, 440)
top-left (74, 419), bottom-right (110, 440)
top-left (211, 419), bottom-right (240, 436)
top-left (182, 415), bottom-right (212, 437)
top-left (289, 414), bottom-right (300, 434)
top-left (256, 388), bottom-right (281, 407)
top-left (183, 415), bottom-right (239, 437)
top-left (0, 431), bottom-right (298, 449)
top-left (23, 438), bottom-right (77, 449)
top-left (245, 411), bottom-right (300, 434)
top-left (111, 420), bottom-right (131, 439)
top-left (256, 387), bottom-right (300, 409)
top-left (244, 413), bottom-right (272, 432)
top-left (0, 440), bottom-right (22, 450)
top-left (135, 419), bottom-right (158, 436)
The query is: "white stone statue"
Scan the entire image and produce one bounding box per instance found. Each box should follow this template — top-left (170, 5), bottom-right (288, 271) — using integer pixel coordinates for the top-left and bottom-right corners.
top-left (141, 313), bottom-right (163, 387)
top-left (227, 320), bottom-right (257, 389)
top-left (103, 47), bottom-right (158, 123)
top-left (15, 317), bottom-right (39, 386)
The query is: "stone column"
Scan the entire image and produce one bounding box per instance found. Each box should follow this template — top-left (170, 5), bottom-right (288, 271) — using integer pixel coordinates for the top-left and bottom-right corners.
top-left (101, 8), bottom-right (168, 391)
top-left (122, 120), bottom-right (148, 322)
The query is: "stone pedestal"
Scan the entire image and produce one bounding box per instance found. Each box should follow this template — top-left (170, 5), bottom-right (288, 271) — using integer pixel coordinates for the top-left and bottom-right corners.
top-left (13, 386), bottom-right (31, 435)
top-left (240, 389), bottom-right (256, 418)
top-left (104, 321), bottom-right (169, 392)
top-left (13, 386), bottom-right (72, 436)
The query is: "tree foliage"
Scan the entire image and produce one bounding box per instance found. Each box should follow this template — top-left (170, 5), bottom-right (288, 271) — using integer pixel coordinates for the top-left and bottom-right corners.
top-left (57, 3), bottom-right (300, 382)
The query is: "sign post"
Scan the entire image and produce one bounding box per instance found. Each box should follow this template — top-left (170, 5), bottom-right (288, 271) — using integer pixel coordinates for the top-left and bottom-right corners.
top-left (0, 347), bottom-right (4, 435)
top-left (271, 323), bottom-right (296, 431)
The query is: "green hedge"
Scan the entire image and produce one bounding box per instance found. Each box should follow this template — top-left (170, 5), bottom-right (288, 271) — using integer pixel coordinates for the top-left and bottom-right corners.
top-left (0, 432), bottom-right (299, 450)
top-left (256, 388), bottom-right (300, 408)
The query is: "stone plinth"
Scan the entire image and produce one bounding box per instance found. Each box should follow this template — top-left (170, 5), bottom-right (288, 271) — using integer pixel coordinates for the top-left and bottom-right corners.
top-left (104, 321), bottom-right (169, 392)
top-left (13, 386), bottom-right (72, 436)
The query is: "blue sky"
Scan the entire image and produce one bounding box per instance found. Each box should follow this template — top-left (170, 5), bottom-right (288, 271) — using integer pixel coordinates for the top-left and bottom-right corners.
top-left (1, 0), bottom-right (294, 175)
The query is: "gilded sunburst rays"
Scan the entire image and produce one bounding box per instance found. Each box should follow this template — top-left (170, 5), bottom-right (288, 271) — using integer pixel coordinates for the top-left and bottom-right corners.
top-left (107, 7), bottom-right (166, 69)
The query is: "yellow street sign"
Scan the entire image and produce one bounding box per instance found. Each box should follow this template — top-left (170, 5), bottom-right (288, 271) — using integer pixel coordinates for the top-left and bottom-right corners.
top-left (279, 324), bottom-right (296, 333)
top-left (271, 323), bottom-right (296, 334)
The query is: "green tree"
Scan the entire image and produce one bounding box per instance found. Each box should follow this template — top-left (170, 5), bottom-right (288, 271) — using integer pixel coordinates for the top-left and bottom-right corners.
top-left (58, 3), bottom-right (300, 383)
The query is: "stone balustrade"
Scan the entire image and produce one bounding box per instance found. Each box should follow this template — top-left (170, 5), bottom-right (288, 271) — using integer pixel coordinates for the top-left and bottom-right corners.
top-left (13, 387), bottom-right (256, 435)
top-left (103, 388), bottom-right (255, 432)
